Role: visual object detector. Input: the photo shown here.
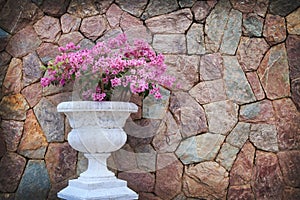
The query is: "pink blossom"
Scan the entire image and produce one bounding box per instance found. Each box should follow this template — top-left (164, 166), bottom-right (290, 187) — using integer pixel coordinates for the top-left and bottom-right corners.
top-left (111, 77), bottom-right (121, 87)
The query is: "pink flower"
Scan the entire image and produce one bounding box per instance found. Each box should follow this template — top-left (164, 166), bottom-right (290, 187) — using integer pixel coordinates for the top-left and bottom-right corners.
top-left (111, 77), bottom-right (121, 87)
top-left (40, 78), bottom-right (51, 87)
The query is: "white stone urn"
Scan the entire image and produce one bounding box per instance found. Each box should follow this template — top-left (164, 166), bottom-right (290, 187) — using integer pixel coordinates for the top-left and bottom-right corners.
top-left (57, 101), bottom-right (139, 200)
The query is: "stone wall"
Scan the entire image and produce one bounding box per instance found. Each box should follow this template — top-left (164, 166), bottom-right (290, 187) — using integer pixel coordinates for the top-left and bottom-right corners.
top-left (0, 0), bottom-right (300, 199)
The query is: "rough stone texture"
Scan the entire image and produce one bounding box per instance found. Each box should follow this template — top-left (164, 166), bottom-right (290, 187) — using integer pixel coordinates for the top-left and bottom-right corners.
top-left (145, 9), bottom-right (192, 34)
top-left (175, 133), bottom-right (225, 164)
top-left (45, 142), bottom-right (77, 183)
top-left (141, 0), bottom-right (179, 19)
top-left (6, 25), bottom-right (42, 58)
top-left (220, 9), bottom-right (242, 55)
top-left (252, 151), bottom-right (284, 199)
top-left (230, 0), bottom-right (256, 13)
top-left (80, 15), bottom-right (107, 41)
top-left (200, 53), bottom-right (223, 81)
top-left (170, 92), bottom-right (207, 138)
top-left (22, 52), bottom-right (43, 86)
top-left (36, 42), bottom-right (59, 64)
top-left (58, 31), bottom-right (84, 47)
top-left (39, 0), bottom-right (70, 17)
top-left (178, 0), bottom-right (197, 8)
top-left (153, 34), bottom-right (186, 54)
top-left (269, 0), bottom-right (300, 16)
top-left (115, 0), bottom-right (147, 17)
top-left (258, 43), bottom-right (290, 100)
top-left (33, 97), bottom-right (64, 142)
top-left (21, 83), bottom-right (42, 107)
top-left (0, 51), bottom-right (11, 67)
top-left (237, 37), bottom-right (269, 72)
top-left (228, 185), bottom-right (255, 200)
top-left (203, 100), bottom-right (238, 135)
top-left (18, 110), bottom-right (47, 159)
top-left (230, 141), bottom-right (255, 186)
top-left (205, 0), bottom-right (231, 52)
top-left (286, 7), bottom-right (300, 35)
top-left (183, 161), bottom-right (229, 199)
top-left (189, 79), bottom-right (227, 104)
top-left (223, 56), bottom-right (255, 104)
top-left (0, 135), bottom-right (6, 158)
top-left (139, 192), bottom-right (162, 200)
top-left (0, 94), bottom-right (29, 120)
top-left (239, 100), bottom-right (275, 124)
top-left (0, 28), bottom-right (11, 51)
top-left (60, 13), bottom-right (81, 33)
top-left (263, 14), bottom-right (286, 45)
top-left (2, 58), bottom-right (23, 95)
top-left (245, 72), bottom-right (265, 100)
top-left (135, 144), bottom-right (156, 172)
top-left (155, 153), bottom-right (183, 199)
top-left (67, 0), bottom-right (113, 18)
top-left (33, 15), bottom-right (61, 42)
top-left (187, 23), bottom-right (205, 55)
top-left (0, 153), bottom-right (26, 192)
top-left (112, 144), bottom-right (138, 171)
top-left (216, 143), bottom-right (240, 170)
top-left (254, 0), bottom-right (269, 17)
top-left (191, 1), bottom-right (216, 22)
top-left (118, 171), bottom-right (155, 192)
top-left (277, 151), bottom-right (300, 187)
top-left (106, 4), bottom-right (123, 27)
top-left (242, 13), bottom-right (264, 37)
top-left (273, 98), bottom-right (300, 150)
top-left (226, 122), bottom-right (250, 148)
top-left (283, 188), bottom-right (300, 200)
top-left (15, 160), bottom-right (50, 200)
top-left (0, 120), bottom-right (23, 152)
top-left (250, 124), bottom-right (279, 152)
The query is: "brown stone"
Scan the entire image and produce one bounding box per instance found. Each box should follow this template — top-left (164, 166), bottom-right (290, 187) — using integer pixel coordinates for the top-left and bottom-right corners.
top-left (228, 185), bottom-right (255, 200)
top-left (283, 187), bottom-right (300, 200)
top-left (269, 0), bottom-right (300, 17)
top-left (0, 51), bottom-right (11, 67)
top-left (252, 151), bottom-right (284, 199)
top-left (60, 13), bottom-right (81, 33)
top-left (67, 0), bottom-right (112, 17)
top-left (0, 152), bottom-right (26, 192)
top-left (155, 153), bottom-right (183, 200)
top-left (47, 179), bottom-right (68, 200)
top-left (245, 72), bottom-right (265, 100)
top-left (237, 37), bottom-right (269, 72)
top-left (18, 110), bottom-right (48, 159)
top-left (6, 25), bottom-right (42, 58)
top-left (0, 94), bottom-right (29, 120)
top-left (278, 151), bottom-right (300, 187)
top-left (21, 82), bottom-right (42, 107)
top-left (45, 142), bottom-right (77, 183)
top-left (36, 42), bottom-right (60, 64)
top-left (2, 58), bottom-right (23, 95)
top-left (183, 161), bottom-right (229, 199)
top-left (0, 29), bottom-right (11, 51)
top-left (230, 141), bottom-right (255, 186)
top-left (46, 92), bottom-right (73, 107)
top-left (106, 4), bottom-right (123, 27)
top-left (139, 192), bottom-right (162, 200)
top-left (118, 171), bottom-right (155, 192)
top-left (191, 1), bottom-right (216, 22)
top-left (254, 0), bottom-right (269, 17)
top-left (115, 0), bottom-right (147, 17)
top-left (58, 31), bottom-right (84, 47)
top-left (231, 0), bottom-right (256, 13)
top-left (40, 0), bottom-right (70, 17)
top-left (0, 135), bottom-right (6, 158)
top-left (0, 120), bottom-right (23, 152)
top-left (200, 53), bottom-right (223, 81)
top-left (258, 43), bottom-right (290, 99)
top-left (33, 15), bottom-right (61, 42)
top-left (263, 14), bottom-right (286, 45)
top-left (112, 144), bottom-right (137, 171)
top-left (273, 98), bottom-right (300, 150)
top-left (80, 15), bottom-right (107, 41)
top-left (287, 7), bottom-right (300, 35)
top-left (22, 52), bottom-right (43, 86)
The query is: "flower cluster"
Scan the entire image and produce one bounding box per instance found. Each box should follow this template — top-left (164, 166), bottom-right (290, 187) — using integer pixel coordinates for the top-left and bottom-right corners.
top-left (40, 34), bottom-right (175, 101)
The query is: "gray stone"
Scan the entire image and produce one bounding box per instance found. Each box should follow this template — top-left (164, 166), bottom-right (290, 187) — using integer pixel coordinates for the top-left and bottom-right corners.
top-left (223, 56), bottom-right (255, 104)
top-left (191, 1), bottom-right (216, 22)
top-left (175, 133), bottom-right (225, 164)
top-left (112, 144), bottom-right (138, 171)
top-left (142, 0), bottom-right (179, 19)
top-left (239, 100), bottom-right (275, 123)
top-left (216, 143), bottom-right (240, 170)
top-left (36, 42), bottom-right (60, 64)
top-left (153, 34), bottom-right (186, 54)
top-left (106, 4), bottom-right (123, 27)
top-left (203, 100), bottom-right (239, 135)
top-left (0, 28), bottom-right (11, 51)
top-left (243, 13), bottom-right (264, 37)
top-left (179, 0), bottom-right (196, 8)
top-left (226, 122), bottom-right (251, 148)
top-left (34, 98), bottom-right (64, 142)
top-left (76, 152), bottom-right (88, 176)
top-left (22, 52), bottom-right (43, 86)
top-left (250, 124), bottom-right (279, 152)
top-left (77, 39), bottom-right (95, 50)
top-left (269, 0), bottom-right (300, 16)
top-left (116, 0), bottom-right (148, 17)
top-left (0, 120), bottom-right (23, 152)
top-left (187, 23), bottom-right (205, 55)
top-left (15, 160), bottom-right (50, 200)
top-left (200, 53), bottom-right (223, 81)
top-left (135, 145), bottom-right (157, 172)
top-left (245, 72), bottom-right (265, 100)
top-left (220, 9), bottom-right (242, 55)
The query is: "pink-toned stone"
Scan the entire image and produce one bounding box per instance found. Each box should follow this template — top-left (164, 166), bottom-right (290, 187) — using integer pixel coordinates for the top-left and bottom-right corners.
top-left (273, 98), bottom-right (300, 150)
top-left (0, 152), bottom-right (26, 192)
top-left (46, 92), bottom-right (72, 107)
top-left (230, 141), bottom-right (255, 186)
top-left (118, 171), bottom-right (155, 192)
top-left (283, 187), bottom-right (300, 200)
top-left (145, 9), bottom-right (192, 34)
top-left (33, 15), bottom-right (61, 42)
top-left (22, 52), bottom-right (43, 86)
top-left (257, 43), bottom-right (290, 99)
top-left (0, 51), bottom-right (11, 67)
top-left (120, 12), bottom-right (143, 31)
top-left (155, 153), bottom-right (183, 199)
top-left (0, 94), bottom-right (29, 120)
top-left (183, 161), bottom-right (229, 199)
top-left (252, 151), bottom-right (284, 199)
top-left (191, 1), bottom-right (216, 22)
top-left (0, 30), bottom-right (10, 51)
top-left (228, 185), bottom-right (255, 200)
top-left (80, 15), bottom-right (107, 41)
top-left (189, 79), bottom-right (227, 104)
top-left (245, 72), bottom-right (265, 100)
top-left (18, 110), bottom-right (48, 159)
top-left (40, 0), bottom-right (70, 17)
top-left (254, 0), bottom-right (269, 17)
top-left (170, 92), bottom-right (207, 138)
top-left (36, 42), bottom-right (59, 64)
top-left (106, 4), bottom-right (123, 27)
top-left (139, 192), bottom-right (162, 200)
top-left (263, 14), bottom-right (286, 45)
top-left (45, 142), bottom-right (77, 183)
top-left (21, 83), bottom-right (42, 107)
top-left (115, 0), bottom-right (147, 17)
top-left (47, 179), bottom-right (68, 200)
top-left (0, 120), bottom-right (23, 152)
top-left (6, 25), bottom-right (42, 58)
top-left (60, 13), bottom-right (81, 34)
top-left (230, 0), bottom-right (256, 13)
top-left (2, 58), bottom-right (23, 95)
top-left (277, 151), bottom-right (300, 187)
top-left (112, 144), bottom-right (137, 171)
top-left (286, 7), bottom-right (300, 34)
top-left (58, 31), bottom-right (84, 47)
top-left (237, 37), bottom-right (269, 72)
top-left (200, 53), bottom-right (223, 81)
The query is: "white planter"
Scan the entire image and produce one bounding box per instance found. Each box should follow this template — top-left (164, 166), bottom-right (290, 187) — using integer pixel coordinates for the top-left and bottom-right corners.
top-left (57, 101), bottom-right (139, 200)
